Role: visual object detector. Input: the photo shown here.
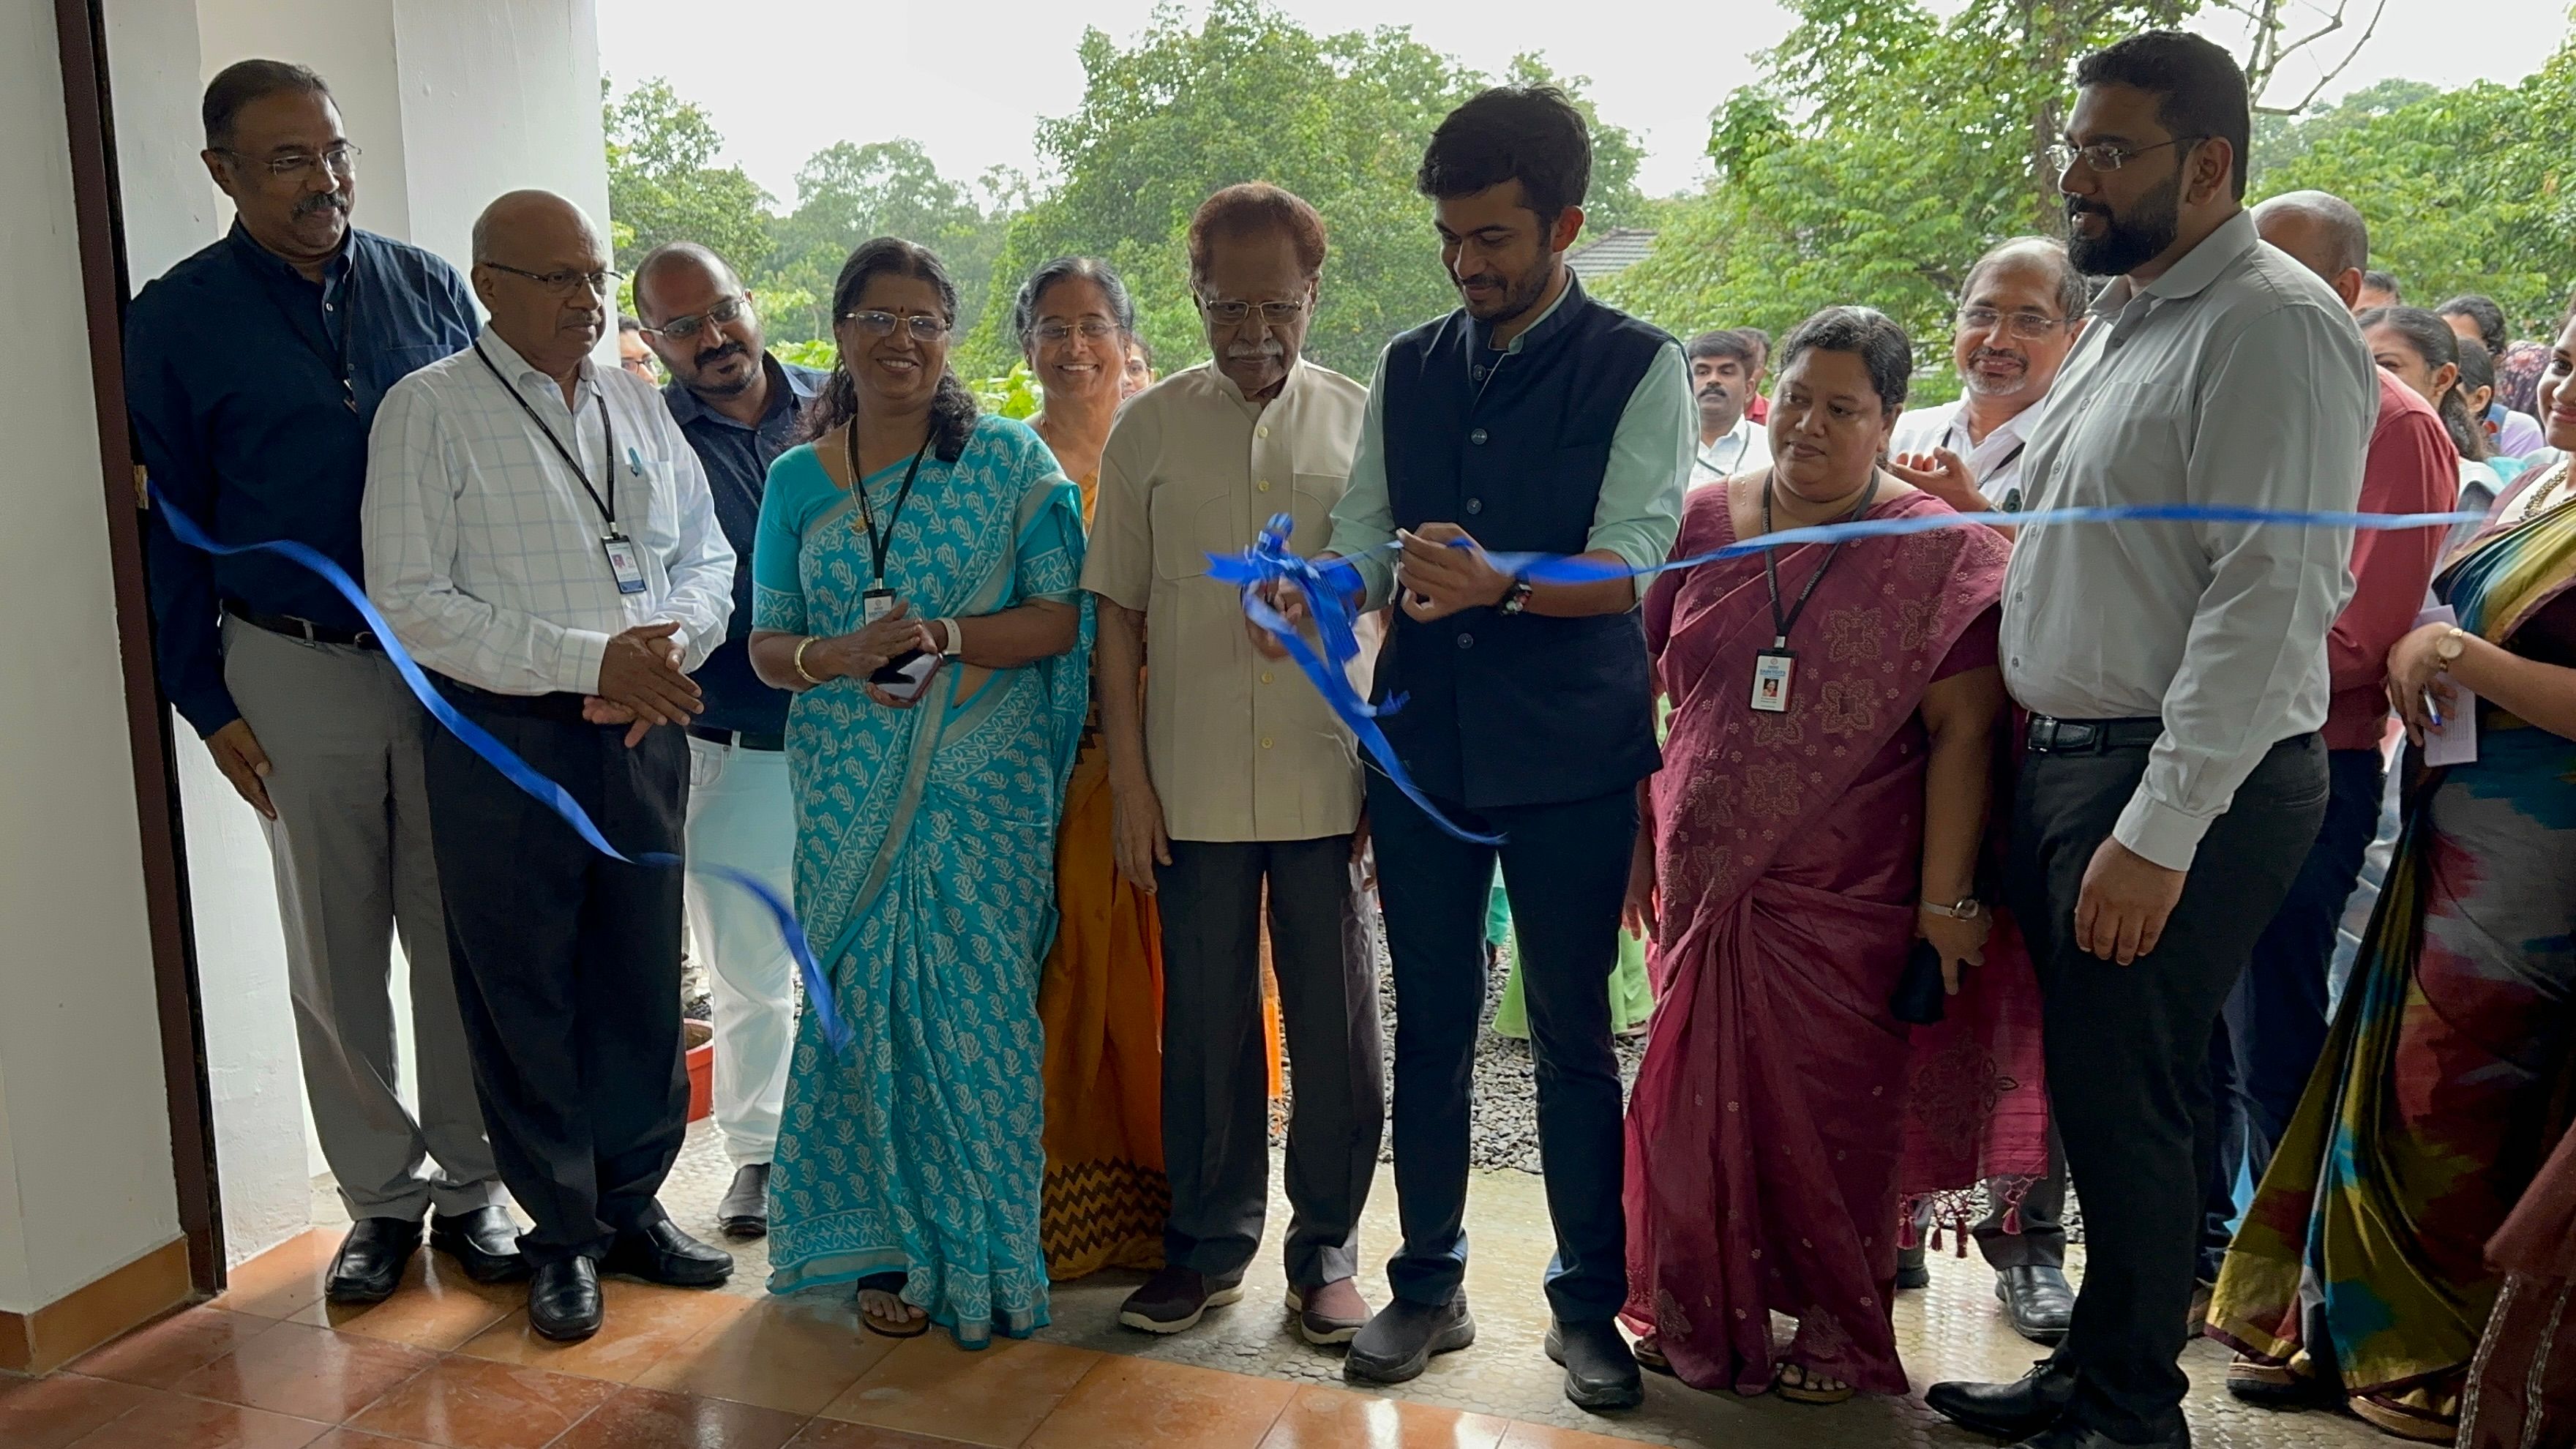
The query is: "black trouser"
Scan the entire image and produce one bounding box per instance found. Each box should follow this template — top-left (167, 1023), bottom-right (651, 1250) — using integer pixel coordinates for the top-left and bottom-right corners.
top-left (2197, 745), bottom-right (2388, 1276)
top-left (1155, 836), bottom-right (1383, 1289)
top-left (1370, 775), bottom-right (1636, 1324)
top-left (425, 689), bottom-right (692, 1267)
top-left (2009, 731), bottom-right (2327, 1443)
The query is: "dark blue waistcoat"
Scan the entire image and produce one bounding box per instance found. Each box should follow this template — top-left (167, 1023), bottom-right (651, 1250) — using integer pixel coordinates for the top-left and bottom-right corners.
top-left (1373, 279), bottom-right (1671, 809)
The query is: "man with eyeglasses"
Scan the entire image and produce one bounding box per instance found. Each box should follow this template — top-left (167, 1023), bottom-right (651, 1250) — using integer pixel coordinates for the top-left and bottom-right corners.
top-left (1925, 32), bottom-right (2375, 1449)
top-left (126, 59), bottom-right (512, 1307)
top-left (1889, 237), bottom-right (2087, 522)
top-left (628, 243), bottom-right (827, 1243)
top-left (1081, 183), bottom-right (1384, 1349)
top-left (362, 190), bottom-right (738, 1343)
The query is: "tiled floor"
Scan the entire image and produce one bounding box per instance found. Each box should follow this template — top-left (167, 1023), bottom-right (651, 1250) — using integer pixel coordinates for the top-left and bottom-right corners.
top-left (2, 1120), bottom-right (2391, 1448)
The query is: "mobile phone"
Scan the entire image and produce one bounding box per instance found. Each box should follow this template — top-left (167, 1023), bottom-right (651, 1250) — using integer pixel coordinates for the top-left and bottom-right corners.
top-left (872, 649), bottom-right (937, 700)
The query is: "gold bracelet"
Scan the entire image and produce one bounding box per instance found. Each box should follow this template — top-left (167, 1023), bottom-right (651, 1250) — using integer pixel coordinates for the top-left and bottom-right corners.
top-left (793, 635), bottom-right (824, 687)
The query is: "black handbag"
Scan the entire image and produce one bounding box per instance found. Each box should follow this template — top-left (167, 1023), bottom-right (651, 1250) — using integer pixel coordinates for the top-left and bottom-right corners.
top-left (1890, 937), bottom-right (1948, 1025)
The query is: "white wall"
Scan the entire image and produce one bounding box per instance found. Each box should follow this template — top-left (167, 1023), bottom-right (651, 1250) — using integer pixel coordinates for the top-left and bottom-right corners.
top-left (0, 1), bottom-right (183, 1315)
top-left (103, 0), bottom-right (611, 1269)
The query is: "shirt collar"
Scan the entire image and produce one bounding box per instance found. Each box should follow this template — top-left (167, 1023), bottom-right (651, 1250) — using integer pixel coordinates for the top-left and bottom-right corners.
top-left (662, 353), bottom-right (810, 430)
top-left (1472, 267), bottom-right (1584, 359)
top-left (1208, 356), bottom-right (1303, 408)
top-left (476, 322), bottom-right (598, 410)
top-left (225, 219), bottom-right (356, 290)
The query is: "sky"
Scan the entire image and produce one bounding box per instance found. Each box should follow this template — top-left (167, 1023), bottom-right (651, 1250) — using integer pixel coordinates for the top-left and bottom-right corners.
top-left (596, 0), bottom-right (2573, 208)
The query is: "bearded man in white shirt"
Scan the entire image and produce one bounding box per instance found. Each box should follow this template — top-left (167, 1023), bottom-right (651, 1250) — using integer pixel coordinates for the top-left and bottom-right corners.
top-left (1888, 237), bottom-right (2088, 518)
top-left (363, 190), bottom-right (738, 1344)
top-left (1924, 32), bottom-right (2374, 1449)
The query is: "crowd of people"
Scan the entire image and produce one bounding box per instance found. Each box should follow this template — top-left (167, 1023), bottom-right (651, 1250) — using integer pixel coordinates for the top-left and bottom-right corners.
top-left (127, 28), bottom-right (2574, 1449)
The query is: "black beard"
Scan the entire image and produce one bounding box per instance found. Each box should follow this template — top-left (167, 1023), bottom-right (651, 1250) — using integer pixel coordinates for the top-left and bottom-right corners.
top-left (2066, 171), bottom-right (2182, 276)
top-left (1463, 255), bottom-right (1555, 325)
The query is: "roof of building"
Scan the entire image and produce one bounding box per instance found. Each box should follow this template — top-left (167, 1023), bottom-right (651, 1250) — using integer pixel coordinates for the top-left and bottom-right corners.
top-left (1565, 228), bottom-right (1658, 279)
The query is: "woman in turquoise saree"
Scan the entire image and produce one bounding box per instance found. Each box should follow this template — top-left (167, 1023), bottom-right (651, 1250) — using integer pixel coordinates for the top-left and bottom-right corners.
top-left (748, 239), bottom-right (1090, 1349)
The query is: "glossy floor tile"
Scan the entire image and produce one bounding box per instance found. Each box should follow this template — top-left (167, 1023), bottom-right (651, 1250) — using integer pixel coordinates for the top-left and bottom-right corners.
top-left (0, 1371), bottom-right (153, 1449)
top-left (453, 1278), bottom-right (745, 1384)
top-left (167, 1319), bottom-right (436, 1423)
top-left (544, 1385), bottom-right (807, 1448)
top-left (342, 1355), bottom-right (621, 1448)
top-left (213, 1230), bottom-right (340, 1322)
top-left (633, 1294), bottom-right (895, 1415)
top-left (1257, 1384), bottom-right (1513, 1449)
top-left (67, 1306), bottom-right (278, 1390)
top-left (291, 1256), bottom-right (522, 1352)
top-left (1022, 1354), bottom-right (1298, 1448)
top-left (62, 1384), bottom-right (332, 1448)
top-left (817, 1335), bottom-right (1101, 1447)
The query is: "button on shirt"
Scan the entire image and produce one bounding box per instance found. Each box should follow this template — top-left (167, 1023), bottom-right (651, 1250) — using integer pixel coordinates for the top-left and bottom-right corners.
top-left (663, 356), bottom-right (827, 735)
top-left (1329, 283), bottom-right (1693, 609)
top-left (1688, 414), bottom-right (1772, 488)
top-left (128, 223), bottom-right (479, 735)
top-left (1888, 396), bottom-right (2041, 510)
top-left (2002, 209), bottom-right (2376, 870)
top-left (1081, 359), bottom-right (1371, 842)
top-left (362, 327), bottom-right (735, 695)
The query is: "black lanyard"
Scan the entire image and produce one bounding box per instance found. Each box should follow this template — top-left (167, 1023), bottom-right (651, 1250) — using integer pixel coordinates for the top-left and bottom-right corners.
top-left (846, 426), bottom-right (932, 585)
top-left (1760, 469), bottom-right (1879, 648)
top-left (1702, 427), bottom-right (1752, 475)
top-left (473, 340), bottom-right (619, 536)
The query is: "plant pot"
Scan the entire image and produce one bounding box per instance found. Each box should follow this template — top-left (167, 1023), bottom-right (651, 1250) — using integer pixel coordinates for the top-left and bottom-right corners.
top-left (684, 1019), bottom-right (714, 1124)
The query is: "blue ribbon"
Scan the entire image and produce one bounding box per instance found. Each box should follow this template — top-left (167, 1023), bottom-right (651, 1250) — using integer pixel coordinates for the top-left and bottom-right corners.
top-left (149, 482), bottom-right (850, 1053)
top-left (1206, 514), bottom-right (1503, 845)
top-left (1222, 502), bottom-right (2494, 845)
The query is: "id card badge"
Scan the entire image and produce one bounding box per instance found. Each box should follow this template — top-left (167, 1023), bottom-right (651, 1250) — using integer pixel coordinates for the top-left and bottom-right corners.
top-left (601, 533), bottom-right (648, 596)
top-left (862, 587), bottom-right (899, 626)
top-left (1751, 648), bottom-right (1796, 713)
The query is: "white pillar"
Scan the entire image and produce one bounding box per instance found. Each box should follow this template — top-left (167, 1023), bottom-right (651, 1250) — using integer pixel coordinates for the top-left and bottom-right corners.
top-left (0, 0), bottom-right (184, 1321)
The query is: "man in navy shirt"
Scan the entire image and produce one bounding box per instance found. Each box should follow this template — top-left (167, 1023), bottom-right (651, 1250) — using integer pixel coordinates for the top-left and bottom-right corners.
top-left (127, 60), bottom-right (515, 1303)
top-left (631, 242), bottom-right (825, 1240)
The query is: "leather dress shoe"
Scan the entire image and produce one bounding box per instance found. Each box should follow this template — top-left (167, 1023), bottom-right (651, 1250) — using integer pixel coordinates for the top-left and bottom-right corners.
top-left (1344, 1292), bottom-right (1476, 1386)
top-left (717, 1164), bottom-right (769, 1239)
top-left (604, 1218), bottom-right (733, 1287)
top-left (528, 1257), bottom-right (603, 1341)
top-left (1544, 1318), bottom-right (1645, 1412)
top-left (2008, 1420), bottom-right (2191, 1449)
top-left (326, 1217), bottom-right (423, 1304)
top-left (1996, 1265), bottom-right (2075, 1345)
top-left (430, 1206), bottom-right (528, 1284)
top-left (1928, 1360), bottom-right (2078, 1440)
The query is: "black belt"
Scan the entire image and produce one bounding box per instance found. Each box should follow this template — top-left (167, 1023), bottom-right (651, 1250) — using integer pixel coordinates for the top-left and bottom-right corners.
top-left (2024, 714), bottom-right (2165, 754)
top-left (689, 726), bottom-right (785, 752)
top-left (439, 678), bottom-right (592, 724)
top-left (225, 600), bottom-right (379, 649)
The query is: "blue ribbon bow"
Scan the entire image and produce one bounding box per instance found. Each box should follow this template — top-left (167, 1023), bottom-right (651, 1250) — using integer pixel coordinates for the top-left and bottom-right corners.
top-left (149, 482), bottom-right (850, 1053)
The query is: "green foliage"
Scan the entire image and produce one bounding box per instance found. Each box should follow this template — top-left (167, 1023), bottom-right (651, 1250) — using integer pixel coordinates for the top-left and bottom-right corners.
top-left (762, 139), bottom-right (1013, 345)
top-left (960, 0), bottom-right (1650, 382)
top-left (602, 78), bottom-right (772, 285)
top-left (2253, 39), bottom-right (2576, 335)
top-left (2247, 78), bottom-right (2440, 192)
top-left (1602, 0), bottom-right (2189, 359)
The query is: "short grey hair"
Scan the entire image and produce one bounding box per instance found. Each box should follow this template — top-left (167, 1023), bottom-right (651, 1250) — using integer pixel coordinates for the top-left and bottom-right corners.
top-left (1961, 236), bottom-right (2089, 323)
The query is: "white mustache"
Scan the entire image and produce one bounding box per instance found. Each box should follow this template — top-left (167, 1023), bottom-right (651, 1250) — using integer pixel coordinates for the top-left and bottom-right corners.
top-left (1226, 341), bottom-right (1284, 361)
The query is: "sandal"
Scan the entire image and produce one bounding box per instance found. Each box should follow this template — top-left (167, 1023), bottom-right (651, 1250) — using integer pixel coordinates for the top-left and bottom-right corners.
top-left (1633, 1335), bottom-right (1674, 1376)
top-left (856, 1274), bottom-right (928, 1340)
top-left (2349, 1393), bottom-right (2457, 1444)
top-left (1775, 1362), bottom-right (1854, 1406)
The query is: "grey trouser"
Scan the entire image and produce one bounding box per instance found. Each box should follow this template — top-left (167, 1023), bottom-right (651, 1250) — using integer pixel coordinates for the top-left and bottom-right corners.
top-left (1156, 836), bottom-right (1384, 1289)
top-left (1908, 1129), bottom-right (2069, 1272)
top-left (222, 615), bottom-right (503, 1221)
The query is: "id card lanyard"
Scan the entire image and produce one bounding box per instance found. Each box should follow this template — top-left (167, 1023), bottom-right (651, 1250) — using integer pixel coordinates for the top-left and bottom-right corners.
top-left (847, 426), bottom-right (934, 624)
top-left (473, 341), bottom-right (646, 594)
top-left (1751, 470), bottom-right (1879, 714)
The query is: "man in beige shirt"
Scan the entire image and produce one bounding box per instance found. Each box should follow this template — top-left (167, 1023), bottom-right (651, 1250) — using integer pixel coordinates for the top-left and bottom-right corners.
top-left (1082, 183), bottom-right (1382, 1348)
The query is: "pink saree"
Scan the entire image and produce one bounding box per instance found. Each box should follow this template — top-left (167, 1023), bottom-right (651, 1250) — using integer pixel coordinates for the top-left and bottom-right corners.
top-left (1621, 484), bottom-right (2041, 1396)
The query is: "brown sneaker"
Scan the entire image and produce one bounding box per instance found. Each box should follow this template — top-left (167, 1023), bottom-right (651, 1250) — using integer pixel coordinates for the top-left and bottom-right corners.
top-left (1117, 1265), bottom-right (1244, 1334)
top-left (1286, 1277), bottom-right (1369, 1346)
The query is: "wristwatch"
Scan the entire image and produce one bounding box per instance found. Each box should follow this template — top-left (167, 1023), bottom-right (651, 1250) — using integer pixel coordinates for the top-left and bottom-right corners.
top-left (2434, 626), bottom-right (2469, 668)
top-left (1497, 577), bottom-right (1535, 616)
top-left (935, 618), bottom-right (965, 658)
top-left (1920, 896), bottom-right (1984, 920)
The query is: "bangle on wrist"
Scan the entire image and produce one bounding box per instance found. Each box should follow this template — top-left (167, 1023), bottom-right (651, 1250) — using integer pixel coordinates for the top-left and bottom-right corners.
top-left (793, 635), bottom-right (824, 686)
top-left (1919, 896), bottom-right (1982, 920)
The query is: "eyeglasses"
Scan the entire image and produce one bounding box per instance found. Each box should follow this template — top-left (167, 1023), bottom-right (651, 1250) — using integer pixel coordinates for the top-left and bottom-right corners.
top-left (643, 296), bottom-right (749, 342)
top-left (843, 310), bottom-right (950, 341)
top-left (1956, 306), bottom-right (2069, 340)
top-left (2045, 135), bottom-right (2206, 174)
top-left (1200, 298), bottom-right (1307, 326)
top-left (220, 143), bottom-right (362, 179)
top-left (1027, 318), bottom-right (1123, 345)
top-left (482, 261), bottom-right (620, 296)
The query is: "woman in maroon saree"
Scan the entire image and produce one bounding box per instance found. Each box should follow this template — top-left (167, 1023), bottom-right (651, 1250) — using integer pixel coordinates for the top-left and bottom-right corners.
top-left (1622, 308), bottom-right (2023, 1402)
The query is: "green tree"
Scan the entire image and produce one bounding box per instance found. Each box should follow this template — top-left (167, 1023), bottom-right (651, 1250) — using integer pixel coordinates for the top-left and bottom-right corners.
top-left (760, 139), bottom-right (1014, 345)
top-left (2247, 77), bottom-right (2438, 191)
top-left (964, 0), bottom-right (1649, 381)
top-left (602, 78), bottom-right (771, 285)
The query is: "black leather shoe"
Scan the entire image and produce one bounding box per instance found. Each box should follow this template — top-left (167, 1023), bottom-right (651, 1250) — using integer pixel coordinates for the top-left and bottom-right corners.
top-left (430, 1206), bottom-right (528, 1284)
top-left (1928, 1360), bottom-right (2078, 1440)
top-left (1344, 1292), bottom-right (1476, 1386)
top-left (1996, 1265), bottom-right (2075, 1345)
top-left (326, 1217), bottom-right (423, 1304)
top-left (1544, 1318), bottom-right (1644, 1412)
top-left (716, 1164), bottom-right (769, 1240)
top-left (2007, 1420), bottom-right (2191, 1449)
top-left (528, 1257), bottom-right (602, 1341)
top-left (1895, 1245), bottom-right (1931, 1292)
top-left (604, 1218), bottom-right (733, 1287)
